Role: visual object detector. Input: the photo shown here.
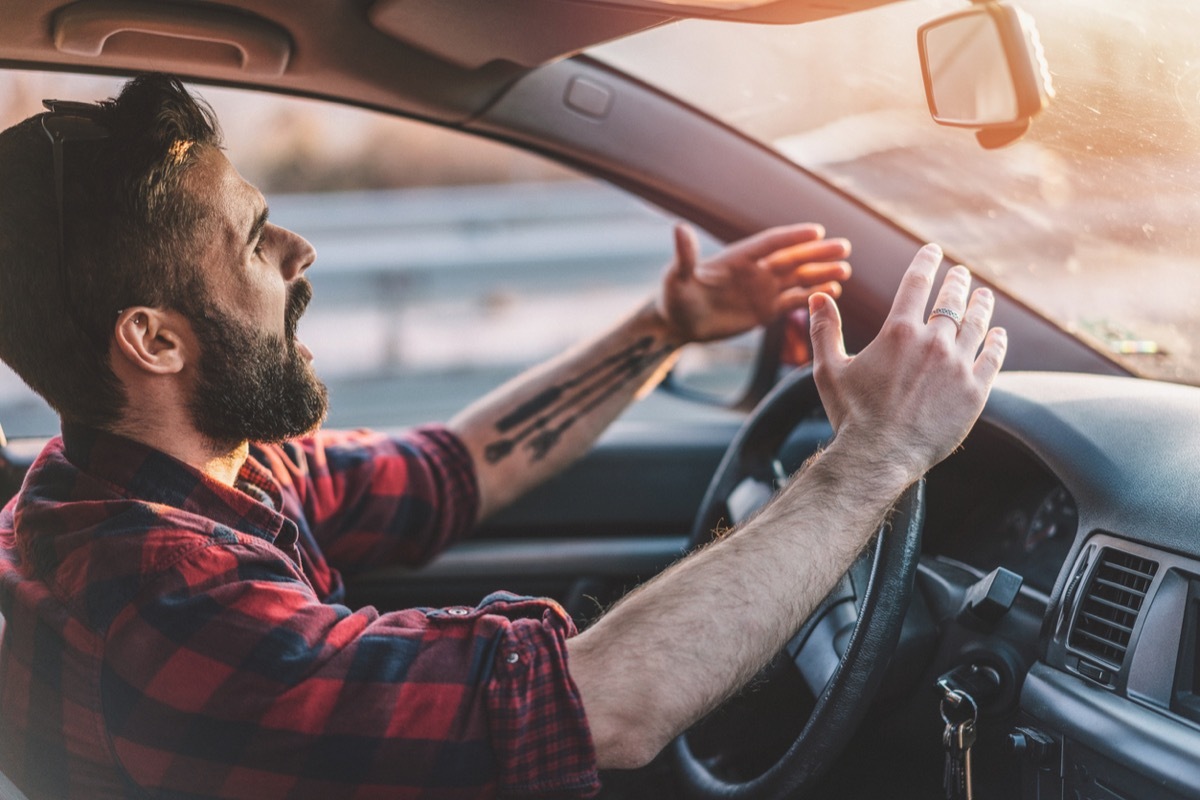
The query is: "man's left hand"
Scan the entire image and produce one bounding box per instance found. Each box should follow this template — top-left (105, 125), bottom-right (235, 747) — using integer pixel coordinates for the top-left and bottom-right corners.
top-left (655, 223), bottom-right (851, 343)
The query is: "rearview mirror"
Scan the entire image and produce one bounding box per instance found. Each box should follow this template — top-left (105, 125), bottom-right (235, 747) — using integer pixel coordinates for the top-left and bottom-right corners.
top-left (918, 2), bottom-right (1053, 146)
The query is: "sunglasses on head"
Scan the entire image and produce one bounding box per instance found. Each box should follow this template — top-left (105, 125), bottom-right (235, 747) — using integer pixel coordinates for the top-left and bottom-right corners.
top-left (39, 99), bottom-right (110, 320)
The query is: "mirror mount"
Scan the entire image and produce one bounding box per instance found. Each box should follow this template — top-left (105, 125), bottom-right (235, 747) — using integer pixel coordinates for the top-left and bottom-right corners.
top-left (918, 2), bottom-right (1053, 147)
top-left (976, 118), bottom-right (1030, 149)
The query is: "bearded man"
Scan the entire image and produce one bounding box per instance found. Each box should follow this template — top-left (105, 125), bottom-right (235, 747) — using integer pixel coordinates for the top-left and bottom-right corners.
top-left (0, 75), bottom-right (1005, 798)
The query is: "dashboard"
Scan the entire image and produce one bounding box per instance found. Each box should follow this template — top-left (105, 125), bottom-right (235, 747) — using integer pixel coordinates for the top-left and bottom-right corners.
top-left (928, 436), bottom-right (1077, 595)
top-left (922, 371), bottom-right (1200, 799)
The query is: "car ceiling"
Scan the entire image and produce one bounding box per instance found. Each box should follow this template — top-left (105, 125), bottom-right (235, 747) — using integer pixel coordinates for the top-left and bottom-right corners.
top-left (1, 0), bottom-right (901, 123)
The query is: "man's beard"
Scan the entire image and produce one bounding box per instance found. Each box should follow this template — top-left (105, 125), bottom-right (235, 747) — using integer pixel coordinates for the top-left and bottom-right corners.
top-left (186, 279), bottom-right (328, 448)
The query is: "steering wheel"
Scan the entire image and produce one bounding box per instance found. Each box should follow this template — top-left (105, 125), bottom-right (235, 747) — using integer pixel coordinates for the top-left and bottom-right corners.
top-left (672, 365), bottom-right (925, 799)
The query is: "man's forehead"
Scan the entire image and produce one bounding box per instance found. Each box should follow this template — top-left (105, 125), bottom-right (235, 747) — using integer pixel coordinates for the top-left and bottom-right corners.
top-left (179, 147), bottom-right (266, 247)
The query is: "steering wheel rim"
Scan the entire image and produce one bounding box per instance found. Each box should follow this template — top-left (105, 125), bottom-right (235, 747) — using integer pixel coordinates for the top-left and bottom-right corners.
top-left (671, 365), bottom-right (925, 800)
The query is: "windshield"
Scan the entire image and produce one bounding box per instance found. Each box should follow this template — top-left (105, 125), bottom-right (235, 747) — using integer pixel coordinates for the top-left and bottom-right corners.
top-left (594, 0), bottom-right (1200, 384)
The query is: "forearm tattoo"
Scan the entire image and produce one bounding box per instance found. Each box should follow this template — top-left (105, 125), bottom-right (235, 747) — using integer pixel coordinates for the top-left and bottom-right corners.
top-left (485, 335), bottom-right (673, 463)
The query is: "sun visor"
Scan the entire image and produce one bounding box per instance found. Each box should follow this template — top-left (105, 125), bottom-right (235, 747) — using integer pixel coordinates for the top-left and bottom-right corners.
top-left (368, 0), bottom-right (904, 69)
top-left (367, 0), bottom-right (672, 69)
top-left (582, 0), bottom-right (898, 23)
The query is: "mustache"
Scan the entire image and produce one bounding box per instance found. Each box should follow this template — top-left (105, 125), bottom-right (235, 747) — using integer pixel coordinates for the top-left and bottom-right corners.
top-left (285, 278), bottom-right (313, 341)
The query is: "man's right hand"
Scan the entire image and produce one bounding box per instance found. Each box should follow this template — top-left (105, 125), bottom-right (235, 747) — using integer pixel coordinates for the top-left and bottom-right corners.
top-left (809, 243), bottom-right (1007, 487)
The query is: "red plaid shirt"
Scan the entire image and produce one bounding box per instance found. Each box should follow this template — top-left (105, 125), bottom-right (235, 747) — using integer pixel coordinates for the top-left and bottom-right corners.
top-left (0, 425), bottom-right (599, 798)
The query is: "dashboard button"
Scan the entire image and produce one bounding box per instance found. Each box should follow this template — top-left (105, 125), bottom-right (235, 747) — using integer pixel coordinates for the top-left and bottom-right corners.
top-left (1077, 660), bottom-right (1112, 685)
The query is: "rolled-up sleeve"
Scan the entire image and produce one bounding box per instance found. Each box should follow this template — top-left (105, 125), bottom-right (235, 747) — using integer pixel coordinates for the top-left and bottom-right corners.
top-left (103, 543), bottom-right (599, 799)
top-left (479, 593), bottom-right (599, 796)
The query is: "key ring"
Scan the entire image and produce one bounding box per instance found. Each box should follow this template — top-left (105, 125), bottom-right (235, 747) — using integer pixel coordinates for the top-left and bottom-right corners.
top-left (938, 685), bottom-right (979, 728)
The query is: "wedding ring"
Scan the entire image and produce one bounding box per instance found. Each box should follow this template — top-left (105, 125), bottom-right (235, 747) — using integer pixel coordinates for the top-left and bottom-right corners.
top-left (928, 307), bottom-right (963, 331)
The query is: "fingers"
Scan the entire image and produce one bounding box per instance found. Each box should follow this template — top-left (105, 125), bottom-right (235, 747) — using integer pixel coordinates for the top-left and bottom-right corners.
top-left (916, 252), bottom-right (1006, 384)
top-left (732, 223), bottom-right (829, 263)
top-left (808, 292), bottom-right (848, 368)
top-left (888, 243), bottom-right (943, 321)
top-left (774, 281), bottom-right (843, 315)
top-left (672, 224), bottom-right (700, 282)
top-left (926, 265), bottom-right (971, 339)
top-left (758, 238), bottom-right (850, 305)
top-left (892, 242), bottom-right (1008, 378)
top-left (758, 237), bottom-right (851, 274)
top-left (973, 327), bottom-right (1008, 385)
top-left (957, 286), bottom-right (995, 352)
top-left (925, 262), bottom-right (1000, 363)
top-left (772, 259), bottom-right (851, 293)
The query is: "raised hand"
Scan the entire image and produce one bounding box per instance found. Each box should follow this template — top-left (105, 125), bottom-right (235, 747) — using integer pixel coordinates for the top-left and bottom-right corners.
top-left (809, 243), bottom-right (1007, 483)
top-left (656, 222), bottom-right (851, 344)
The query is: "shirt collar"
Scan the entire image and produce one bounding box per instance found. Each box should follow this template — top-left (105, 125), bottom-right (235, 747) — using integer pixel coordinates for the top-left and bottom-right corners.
top-left (60, 423), bottom-right (287, 544)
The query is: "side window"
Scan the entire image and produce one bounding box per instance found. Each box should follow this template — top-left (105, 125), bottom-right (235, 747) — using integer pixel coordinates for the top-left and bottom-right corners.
top-left (0, 73), bottom-right (758, 437)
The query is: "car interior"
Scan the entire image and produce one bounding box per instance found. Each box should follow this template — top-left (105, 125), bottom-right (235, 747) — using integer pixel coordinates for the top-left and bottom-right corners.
top-left (4, 1), bottom-right (1200, 798)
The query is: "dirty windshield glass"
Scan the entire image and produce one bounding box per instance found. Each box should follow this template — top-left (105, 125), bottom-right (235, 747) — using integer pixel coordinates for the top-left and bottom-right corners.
top-left (595, 0), bottom-right (1200, 384)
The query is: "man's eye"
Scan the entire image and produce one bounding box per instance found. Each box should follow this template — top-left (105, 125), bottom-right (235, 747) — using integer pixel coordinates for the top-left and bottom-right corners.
top-left (253, 236), bottom-right (266, 256)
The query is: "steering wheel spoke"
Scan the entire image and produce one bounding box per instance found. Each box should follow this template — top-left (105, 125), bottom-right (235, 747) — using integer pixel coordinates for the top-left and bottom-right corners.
top-left (726, 476), bottom-right (776, 525)
top-left (787, 598), bottom-right (856, 698)
top-left (786, 545), bottom-right (876, 697)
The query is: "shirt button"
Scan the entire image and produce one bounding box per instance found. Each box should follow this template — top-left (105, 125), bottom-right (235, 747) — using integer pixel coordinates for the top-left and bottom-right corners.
top-left (447, 608), bottom-right (469, 616)
top-left (505, 653), bottom-right (520, 664)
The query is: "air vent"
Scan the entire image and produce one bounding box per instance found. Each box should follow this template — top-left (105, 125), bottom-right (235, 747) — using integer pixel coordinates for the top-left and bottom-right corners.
top-left (1069, 548), bottom-right (1159, 669)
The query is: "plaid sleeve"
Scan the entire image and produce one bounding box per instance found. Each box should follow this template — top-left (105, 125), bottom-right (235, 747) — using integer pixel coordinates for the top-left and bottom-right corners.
top-left (256, 425), bottom-right (479, 573)
top-left (101, 545), bottom-right (599, 798)
top-left (479, 592), bottom-right (599, 796)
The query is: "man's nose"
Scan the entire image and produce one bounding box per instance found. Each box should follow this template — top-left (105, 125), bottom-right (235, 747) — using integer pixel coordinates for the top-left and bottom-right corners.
top-left (282, 227), bottom-right (316, 281)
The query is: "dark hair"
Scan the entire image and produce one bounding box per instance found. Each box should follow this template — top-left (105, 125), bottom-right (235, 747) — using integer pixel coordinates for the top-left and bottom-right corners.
top-left (0, 74), bottom-right (222, 427)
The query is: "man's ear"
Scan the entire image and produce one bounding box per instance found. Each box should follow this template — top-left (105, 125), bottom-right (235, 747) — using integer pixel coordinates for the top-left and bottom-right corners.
top-left (112, 307), bottom-right (189, 375)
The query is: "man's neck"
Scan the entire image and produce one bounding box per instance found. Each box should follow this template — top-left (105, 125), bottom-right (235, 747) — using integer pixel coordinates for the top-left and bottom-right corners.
top-left (197, 440), bottom-right (251, 486)
top-left (106, 419), bottom-right (250, 486)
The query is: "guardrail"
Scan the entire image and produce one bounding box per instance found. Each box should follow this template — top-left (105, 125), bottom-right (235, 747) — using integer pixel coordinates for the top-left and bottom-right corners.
top-left (0, 180), bottom-right (693, 434)
top-left (272, 180), bottom-right (679, 304)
